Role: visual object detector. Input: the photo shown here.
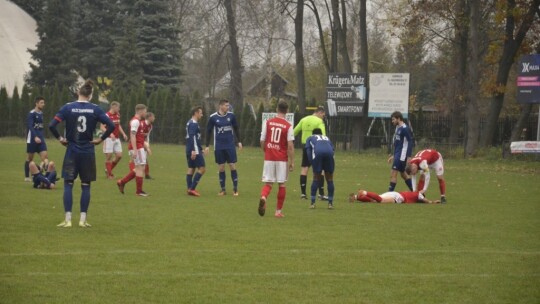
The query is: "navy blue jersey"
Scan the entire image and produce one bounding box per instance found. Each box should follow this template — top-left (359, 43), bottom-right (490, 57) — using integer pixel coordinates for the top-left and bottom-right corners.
top-left (306, 135), bottom-right (334, 162)
top-left (52, 101), bottom-right (113, 153)
top-left (186, 119), bottom-right (203, 154)
top-left (206, 111), bottom-right (239, 150)
top-left (26, 109), bottom-right (45, 142)
top-left (393, 123), bottom-right (413, 161)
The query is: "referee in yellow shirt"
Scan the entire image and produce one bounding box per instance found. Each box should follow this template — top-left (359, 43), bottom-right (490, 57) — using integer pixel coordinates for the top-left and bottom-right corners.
top-left (293, 106), bottom-right (327, 200)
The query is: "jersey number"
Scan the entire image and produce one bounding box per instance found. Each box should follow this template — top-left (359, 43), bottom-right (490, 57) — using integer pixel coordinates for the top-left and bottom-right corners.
top-left (269, 127), bottom-right (282, 143)
top-left (77, 116), bottom-right (87, 132)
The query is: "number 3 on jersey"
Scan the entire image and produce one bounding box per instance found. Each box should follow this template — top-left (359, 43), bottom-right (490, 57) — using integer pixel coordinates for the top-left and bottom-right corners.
top-left (77, 115), bottom-right (87, 132)
top-left (270, 127), bottom-right (282, 143)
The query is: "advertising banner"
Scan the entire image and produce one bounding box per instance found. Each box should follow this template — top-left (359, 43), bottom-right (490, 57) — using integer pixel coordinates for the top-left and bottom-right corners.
top-left (368, 73), bottom-right (410, 118)
top-left (326, 73), bottom-right (367, 116)
top-left (517, 54), bottom-right (540, 104)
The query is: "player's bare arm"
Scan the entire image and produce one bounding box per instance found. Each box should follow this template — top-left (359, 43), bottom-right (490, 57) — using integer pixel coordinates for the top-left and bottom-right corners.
top-left (287, 140), bottom-right (294, 172)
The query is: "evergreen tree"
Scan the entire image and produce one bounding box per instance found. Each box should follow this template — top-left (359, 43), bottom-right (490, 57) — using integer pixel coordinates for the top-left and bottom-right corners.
top-left (132, 0), bottom-right (182, 91)
top-left (72, 0), bottom-right (117, 80)
top-left (112, 15), bottom-right (144, 89)
top-left (27, 0), bottom-right (77, 88)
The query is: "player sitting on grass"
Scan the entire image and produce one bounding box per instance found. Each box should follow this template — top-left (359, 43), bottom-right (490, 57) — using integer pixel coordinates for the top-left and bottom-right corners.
top-left (349, 189), bottom-right (441, 204)
top-left (29, 160), bottom-right (57, 189)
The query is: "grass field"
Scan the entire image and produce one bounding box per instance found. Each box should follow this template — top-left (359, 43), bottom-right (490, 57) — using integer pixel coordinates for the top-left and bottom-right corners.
top-left (1, 137), bottom-right (539, 303)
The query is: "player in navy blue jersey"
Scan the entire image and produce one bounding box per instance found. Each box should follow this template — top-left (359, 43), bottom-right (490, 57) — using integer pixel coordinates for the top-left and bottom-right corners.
top-left (387, 111), bottom-right (414, 191)
top-left (305, 128), bottom-right (335, 209)
top-left (29, 160), bottom-right (58, 189)
top-left (49, 80), bottom-right (115, 228)
top-left (25, 97), bottom-right (49, 181)
top-left (186, 106), bottom-right (208, 197)
top-left (204, 99), bottom-right (242, 196)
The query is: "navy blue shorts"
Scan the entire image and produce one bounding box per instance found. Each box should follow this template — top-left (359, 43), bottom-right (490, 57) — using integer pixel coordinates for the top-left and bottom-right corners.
top-left (27, 141), bottom-right (47, 154)
top-left (186, 153), bottom-right (205, 169)
top-left (214, 148), bottom-right (237, 164)
top-left (392, 157), bottom-right (407, 172)
top-left (62, 150), bottom-right (96, 182)
top-left (311, 152), bottom-right (334, 174)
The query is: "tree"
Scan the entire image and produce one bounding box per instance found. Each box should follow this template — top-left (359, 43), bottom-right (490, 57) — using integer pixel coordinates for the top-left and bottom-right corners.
top-left (223, 0), bottom-right (244, 112)
top-left (295, 0), bottom-right (307, 114)
top-left (27, 0), bottom-right (77, 88)
top-left (481, 0), bottom-right (540, 147)
top-left (130, 0), bottom-right (183, 91)
top-left (464, 0), bottom-right (481, 156)
top-left (72, 0), bottom-right (117, 80)
top-left (111, 15), bottom-right (144, 90)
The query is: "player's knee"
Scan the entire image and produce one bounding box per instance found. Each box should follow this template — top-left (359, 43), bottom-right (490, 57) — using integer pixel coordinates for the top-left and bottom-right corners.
top-left (81, 182), bottom-right (91, 187)
top-left (65, 180), bottom-right (74, 186)
top-left (199, 167), bottom-right (206, 174)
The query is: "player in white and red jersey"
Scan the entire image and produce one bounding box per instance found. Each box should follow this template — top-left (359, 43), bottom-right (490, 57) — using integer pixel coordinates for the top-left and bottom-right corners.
top-left (349, 189), bottom-right (441, 204)
top-left (258, 101), bottom-right (295, 218)
top-left (128, 112), bottom-right (155, 178)
top-left (101, 101), bottom-right (128, 179)
top-left (405, 149), bottom-right (446, 203)
top-left (117, 104), bottom-right (148, 196)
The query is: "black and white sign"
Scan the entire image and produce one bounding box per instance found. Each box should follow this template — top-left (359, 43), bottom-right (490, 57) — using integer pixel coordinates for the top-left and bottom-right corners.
top-left (326, 73), bottom-right (367, 116)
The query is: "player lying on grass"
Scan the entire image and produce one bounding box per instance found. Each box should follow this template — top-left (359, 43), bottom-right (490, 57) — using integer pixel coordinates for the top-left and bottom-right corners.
top-left (29, 160), bottom-right (57, 189)
top-left (348, 189), bottom-right (441, 204)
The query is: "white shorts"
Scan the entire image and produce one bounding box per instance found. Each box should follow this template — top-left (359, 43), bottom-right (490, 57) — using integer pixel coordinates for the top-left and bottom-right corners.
top-left (429, 153), bottom-right (444, 176)
top-left (103, 138), bottom-right (122, 154)
top-left (129, 148), bottom-right (147, 166)
top-left (380, 191), bottom-right (404, 204)
top-left (261, 160), bottom-right (288, 183)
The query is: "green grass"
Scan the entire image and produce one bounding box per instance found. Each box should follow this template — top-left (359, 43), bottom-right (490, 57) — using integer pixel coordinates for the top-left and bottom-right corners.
top-left (1, 137), bottom-right (539, 304)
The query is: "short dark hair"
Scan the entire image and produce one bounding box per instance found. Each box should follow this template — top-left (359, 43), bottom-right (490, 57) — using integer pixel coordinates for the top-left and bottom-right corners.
top-left (191, 106), bottom-right (203, 116)
top-left (35, 96), bottom-right (45, 103)
top-left (391, 111), bottom-right (403, 121)
top-left (277, 100), bottom-right (289, 114)
top-left (312, 128), bottom-right (322, 135)
top-left (219, 99), bottom-right (229, 105)
top-left (78, 80), bottom-right (94, 97)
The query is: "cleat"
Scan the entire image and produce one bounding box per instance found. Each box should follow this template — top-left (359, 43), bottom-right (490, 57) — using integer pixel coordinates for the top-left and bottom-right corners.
top-left (145, 175), bottom-right (153, 180)
top-left (328, 203), bottom-right (334, 209)
top-left (188, 189), bottom-right (200, 197)
top-left (233, 191), bottom-right (239, 197)
top-left (24, 177), bottom-right (31, 182)
top-left (309, 204), bottom-right (316, 209)
top-left (218, 190), bottom-right (226, 196)
top-left (274, 210), bottom-right (284, 218)
top-left (79, 221), bottom-right (91, 228)
top-left (57, 220), bottom-right (71, 228)
top-left (441, 196), bottom-right (447, 204)
top-left (116, 180), bottom-right (124, 194)
top-left (136, 191), bottom-right (149, 197)
top-left (318, 195), bottom-right (329, 201)
top-left (258, 197), bottom-right (266, 216)
top-left (300, 194), bottom-right (307, 200)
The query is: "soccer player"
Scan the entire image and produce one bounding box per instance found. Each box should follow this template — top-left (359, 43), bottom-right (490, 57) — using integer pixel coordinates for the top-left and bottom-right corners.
top-left (405, 148), bottom-right (447, 203)
top-left (305, 128), bottom-right (335, 209)
top-left (186, 106), bottom-right (207, 197)
top-left (293, 106), bottom-right (327, 200)
top-left (204, 99), bottom-right (242, 196)
top-left (25, 96), bottom-right (49, 181)
top-left (143, 112), bottom-right (155, 179)
top-left (117, 104), bottom-right (149, 196)
top-left (349, 189), bottom-right (441, 204)
top-left (29, 160), bottom-right (57, 189)
top-left (101, 101), bottom-right (128, 179)
top-left (259, 100), bottom-right (294, 218)
top-left (49, 80), bottom-right (115, 228)
top-left (387, 111), bottom-right (414, 191)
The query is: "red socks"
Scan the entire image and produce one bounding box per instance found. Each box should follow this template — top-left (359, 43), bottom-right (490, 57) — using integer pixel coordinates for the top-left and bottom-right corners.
top-left (261, 184), bottom-right (272, 199)
top-left (439, 179), bottom-right (446, 196)
top-left (277, 187), bottom-right (286, 210)
top-left (105, 161), bottom-right (112, 176)
top-left (145, 162), bottom-right (150, 176)
top-left (120, 171), bottom-right (136, 184)
top-left (136, 176), bottom-right (143, 193)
